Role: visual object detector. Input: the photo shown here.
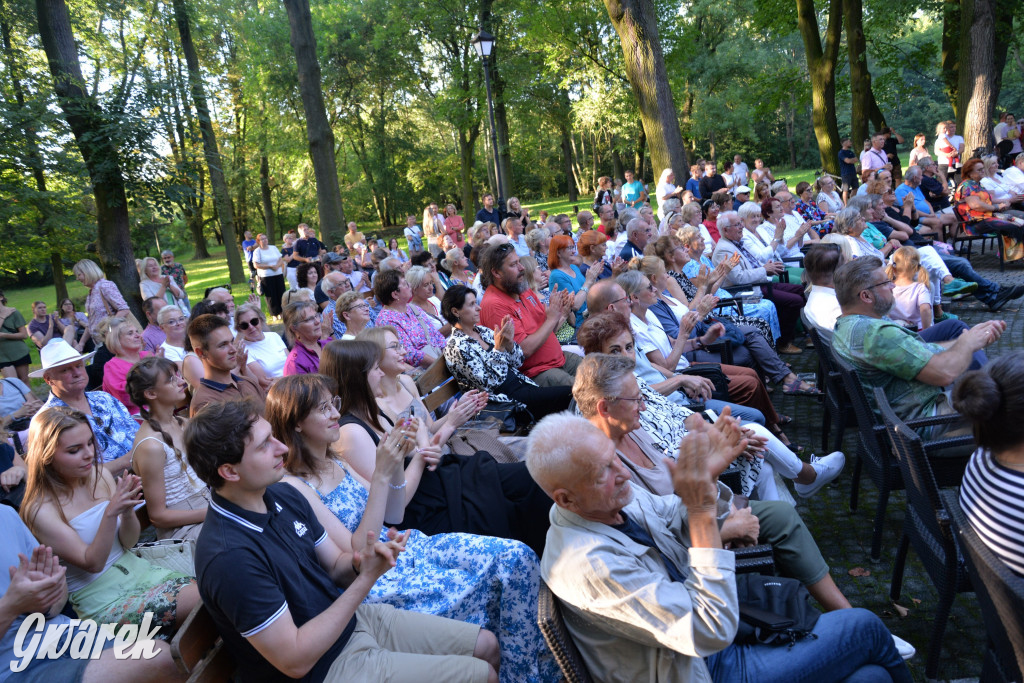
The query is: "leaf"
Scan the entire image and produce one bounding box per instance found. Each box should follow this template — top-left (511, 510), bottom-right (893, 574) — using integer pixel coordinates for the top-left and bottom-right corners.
top-left (848, 567), bottom-right (871, 577)
top-left (892, 603), bottom-right (909, 618)
top-left (911, 598), bottom-right (921, 605)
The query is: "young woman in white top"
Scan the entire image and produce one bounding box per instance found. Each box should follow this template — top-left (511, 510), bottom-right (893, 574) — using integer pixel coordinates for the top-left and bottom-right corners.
top-left (126, 357), bottom-right (209, 541)
top-left (235, 303), bottom-right (287, 389)
top-left (20, 406), bottom-right (199, 633)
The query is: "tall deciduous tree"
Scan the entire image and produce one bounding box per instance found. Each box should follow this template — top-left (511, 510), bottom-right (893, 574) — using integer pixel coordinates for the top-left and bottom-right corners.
top-left (603, 0), bottom-right (688, 177)
top-left (796, 0), bottom-right (842, 174)
top-left (173, 0), bottom-right (244, 283)
top-left (35, 0), bottom-right (142, 319)
top-left (845, 0), bottom-right (885, 143)
top-left (957, 0), bottom-right (997, 152)
top-left (282, 0), bottom-right (346, 247)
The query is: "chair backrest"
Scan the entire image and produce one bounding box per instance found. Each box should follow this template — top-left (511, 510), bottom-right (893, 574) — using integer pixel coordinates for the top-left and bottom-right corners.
top-left (945, 490), bottom-right (1024, 682)
top-left (171, 600), bottom-right (233, 681)
top-left (874, 387), bottom-right (954, 579)
top-left (803, 317), bottom-right (846, 412)
top-left (833, 354), bottom-right (887, 456)
top-left (537, 582), bottom-right (595, 683)
top-left (416, 357), bottom-right (458, 413)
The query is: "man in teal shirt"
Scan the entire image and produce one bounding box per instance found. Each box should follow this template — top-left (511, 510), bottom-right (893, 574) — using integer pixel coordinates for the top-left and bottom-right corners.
top-left (621, 170), bottom-right (647, 209)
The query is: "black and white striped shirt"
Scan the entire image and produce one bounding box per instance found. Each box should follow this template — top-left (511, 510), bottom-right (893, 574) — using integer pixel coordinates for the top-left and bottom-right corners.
top-left (960, 448), bottom-right (1024, 576)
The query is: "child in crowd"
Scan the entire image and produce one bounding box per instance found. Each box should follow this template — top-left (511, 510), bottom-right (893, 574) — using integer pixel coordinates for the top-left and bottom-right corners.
top-left (887, 246), bottom-right (933, 330)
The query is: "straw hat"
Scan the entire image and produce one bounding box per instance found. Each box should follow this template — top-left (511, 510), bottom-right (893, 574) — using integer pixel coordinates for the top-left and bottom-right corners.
top-left (29, 338), bottom-right (96, 378)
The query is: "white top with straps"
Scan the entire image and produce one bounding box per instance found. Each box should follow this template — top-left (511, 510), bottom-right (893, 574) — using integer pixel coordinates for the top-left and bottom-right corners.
top-left (130, 435), bottom-right (204, 507)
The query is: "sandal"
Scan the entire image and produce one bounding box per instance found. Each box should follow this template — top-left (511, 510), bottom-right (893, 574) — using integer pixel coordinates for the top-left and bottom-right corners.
top-left (787, 442), bottom-right (806, 455)
top-left (782, 378), bottom-right (822, 396)
top-left (777, 414), bottom-right (794, 425)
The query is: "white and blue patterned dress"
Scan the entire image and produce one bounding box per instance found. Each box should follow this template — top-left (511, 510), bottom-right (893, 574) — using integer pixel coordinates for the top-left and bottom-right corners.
top-left (308, 465), bottom-right (557, 683)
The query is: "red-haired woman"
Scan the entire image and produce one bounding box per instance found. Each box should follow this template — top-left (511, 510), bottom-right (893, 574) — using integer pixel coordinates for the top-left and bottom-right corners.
top-left (548, 234), bottom-right (602, 328)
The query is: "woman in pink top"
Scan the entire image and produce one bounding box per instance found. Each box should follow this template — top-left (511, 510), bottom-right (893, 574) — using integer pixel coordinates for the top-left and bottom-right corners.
top-left (443, 203), bottom-right (466, 249)
top-left (101, 317), bottom-right (150, 414)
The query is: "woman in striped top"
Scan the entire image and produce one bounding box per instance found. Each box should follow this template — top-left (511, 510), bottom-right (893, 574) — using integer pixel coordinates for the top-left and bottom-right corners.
top-left (954, 351), bottom-right (1024, 576)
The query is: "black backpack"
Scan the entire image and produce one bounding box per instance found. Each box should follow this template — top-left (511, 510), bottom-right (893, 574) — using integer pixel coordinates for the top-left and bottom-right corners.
top-left (734, 573), bottom-right (822, 647)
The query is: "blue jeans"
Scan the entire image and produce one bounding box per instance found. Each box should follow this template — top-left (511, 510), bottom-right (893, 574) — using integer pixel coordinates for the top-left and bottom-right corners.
top-left (706, 608), bottom-right (912, 683)
top-left (940, 254), bottom-right (1000, 306)
top-left (705, 399), bottom-right (765, 426)
top-left (919, 318), bottom-right (987, 370)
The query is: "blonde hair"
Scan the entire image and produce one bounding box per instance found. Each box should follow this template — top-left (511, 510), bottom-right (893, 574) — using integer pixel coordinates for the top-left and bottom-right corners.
top-left (104, 316), bottom-right (142, 356)
top-left (441, 248), bottom-right (464, 272)
top-left (405, 265), bottom-right (431, 290)
top-left (140, 256), bottom-right (161, 278)
top-left (519, 255), bottom-right (541, 290)
top-left (627, 255), bottom-right (666, 282)
top-left (21, 407), bottom-right (101, 531)
top-left (886, 246), bottom-right (930, 288)
top-left (72, 259), bottom-right (104, 287)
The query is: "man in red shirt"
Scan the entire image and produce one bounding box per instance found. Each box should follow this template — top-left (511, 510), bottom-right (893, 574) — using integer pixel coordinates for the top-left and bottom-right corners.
top-left (478, 243), bottom-right (580, 387)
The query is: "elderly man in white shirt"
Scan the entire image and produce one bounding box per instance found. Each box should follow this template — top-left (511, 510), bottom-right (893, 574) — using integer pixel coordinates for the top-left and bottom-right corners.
top-left (774, 191), bottom-right (822, 260)
top-left (1002, 152), bottom-right (1024, 193)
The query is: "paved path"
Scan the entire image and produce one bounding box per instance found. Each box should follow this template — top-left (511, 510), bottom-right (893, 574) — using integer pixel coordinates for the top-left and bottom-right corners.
top-left (775, 248), bottom-right (1022, 682)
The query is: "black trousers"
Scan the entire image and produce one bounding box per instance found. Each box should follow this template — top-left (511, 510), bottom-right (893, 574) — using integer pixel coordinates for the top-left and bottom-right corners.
top-left (260, 274), bottom-right (286, 316)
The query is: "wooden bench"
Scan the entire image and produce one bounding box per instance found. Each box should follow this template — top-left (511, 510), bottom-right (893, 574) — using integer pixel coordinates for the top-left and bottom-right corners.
top-left (171, 601), bottom-right (235, 683)
top-left (415, 357), bottom-right (459, 414)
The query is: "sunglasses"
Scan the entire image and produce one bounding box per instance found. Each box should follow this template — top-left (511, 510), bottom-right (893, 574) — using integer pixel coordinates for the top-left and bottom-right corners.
top-left (237, 317), bottom-right (261, 331)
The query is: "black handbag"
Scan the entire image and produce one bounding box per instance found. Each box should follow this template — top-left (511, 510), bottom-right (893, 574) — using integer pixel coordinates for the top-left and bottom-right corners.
top-left (734, 573), bottom-right (822, 647)
top-left (473, 400), bottom-right (534, 434)
top-left (679, 363), bottom-right (731, 401)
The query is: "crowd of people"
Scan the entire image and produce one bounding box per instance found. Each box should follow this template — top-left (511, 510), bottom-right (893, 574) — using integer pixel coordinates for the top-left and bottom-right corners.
top-left (1, 123), bottom-right (1022, 681)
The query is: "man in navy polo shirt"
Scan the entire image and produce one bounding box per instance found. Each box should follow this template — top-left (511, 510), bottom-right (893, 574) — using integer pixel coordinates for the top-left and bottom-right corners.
top-left (185, 399), bottom-right (500, 683)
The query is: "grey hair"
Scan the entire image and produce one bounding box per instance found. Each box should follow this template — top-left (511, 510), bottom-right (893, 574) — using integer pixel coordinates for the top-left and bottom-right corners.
top-left (441, 247), bottom-right (464, 272)
top-left (832, 206), bottom-right (862, 235)
top-left (157, 305), bottom-right (184, 326)
top-left (847, 196), bottom-right (873, 215)
top-left (322, 272), bottom-right (348, 297)
top-left (903, 166), bottom-right (922, 182)
top-left (525, 228), bottom-right (548, 252)
top-left (662, 198), bottom-right (682, 214)
top-left (717, 210), bottom-right (739, 230)
top-left (833, 256), bottom-right (884, 308)
top-left (572, 354), bottom-right (637, 419)
top-left (405, 265), bottom-right (430, 289)
top-left (617, 208), bottom-right (640, 232)
top-left (615, 270), bottom-right (648, 297)
top-left (161, 249), bottom-right (174, 258)
top-left (379, 257), bottom-right (402, 273)
top-left (206, 287), bottom-right (230, 302)
top-left (737, 201), bottom-right (762, 221)
top-left (676, 224), bottom-right (701, 245)
top-left (626, 217), bottom-right (648, 237)
top-left (770, 180), bottom-right (788, 195)
top-left (525, 412), bottom-right (609, 494)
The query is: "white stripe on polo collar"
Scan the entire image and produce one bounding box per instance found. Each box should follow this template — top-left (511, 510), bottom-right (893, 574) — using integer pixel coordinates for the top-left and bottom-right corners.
top-left (211, 500), bottom-right (264, 533)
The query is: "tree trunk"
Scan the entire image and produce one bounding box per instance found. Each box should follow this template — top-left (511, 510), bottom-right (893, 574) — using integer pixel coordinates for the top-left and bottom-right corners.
top-left (603, 0), bottom-right (688, 178)
top-left (1, 7), bottom-right (68, 302)
top-left (634, 123), bottom-right (646, 180)
top-left (491, 71), bottom-right (513, 201)
top-left (457, 129), bottom-right (477, 228)
top-left (941, 0), bottom-right (961, 119)
top-left (611, 146), bottom-right (624, 181)
top-left (282, 0), bottom-right (346, 246)
top-left (845, 0), bottom-right (871, 144)
top-left (173, 0), bottom-right (245, 284)
top-left (561, 123), bottom-right (578, 202)
top-left (958, 0), bottom-right (997, 152)
top-left (260, 152), bottom-right (276, 241)
top-left (35, 0), bottom-right (141, 319)
top-left (796, 0), bottom-right (843, 175)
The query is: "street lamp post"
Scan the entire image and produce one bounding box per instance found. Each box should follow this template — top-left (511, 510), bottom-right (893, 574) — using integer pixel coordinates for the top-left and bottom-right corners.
top-left (471, 29), bottom-right (504, 209)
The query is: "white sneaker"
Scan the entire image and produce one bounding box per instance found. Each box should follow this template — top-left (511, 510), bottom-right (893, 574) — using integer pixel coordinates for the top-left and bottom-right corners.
top-left (891, 633), bottom-right (916, 660)
top-left (793, 451), bottom-right (845, 499)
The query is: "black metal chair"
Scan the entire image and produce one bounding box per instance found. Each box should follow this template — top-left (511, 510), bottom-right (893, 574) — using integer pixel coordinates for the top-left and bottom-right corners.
top-left (875, 388), bottom-right (972, 680)
top-left (833, 354), bottom-right (971, 560)
top-left (802, 313), bottom-right (854, 453)
top-left (945, 490), bottom-right (1024, 683)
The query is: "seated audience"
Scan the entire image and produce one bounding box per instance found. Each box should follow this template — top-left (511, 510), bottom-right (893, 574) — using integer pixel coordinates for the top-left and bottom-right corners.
top-left (35, 338), bottom-right (138, 475)
top-left (157, 304), bottom-right (188, 364)
top-left (886, 246), bottom-right (933, 330)
top-left (21, 406), bottom-right (198, 634)
top-left (794, 181), bottom-right (832, 235)
top-left (803, 243), bottom-right (843, 335)
top-left (954, 157), bottom-right (1024, 249)
top-left (0, 506), bottom-right (186, 680)
top-left (575, 316), bottom-right (843, 500)
top-left (282, 300), bottom-right (329, 376)
top-left (407, 265), bottom-right (450, 336)
top-left (441, 285), bottom-right (572, 419)
top-left (525, 228), bottom-right (551, 271)
top-left (711, 211), bottom-right (806, 354)
top-left (102, 317), bottom-right (149, 415)
top-left (186, 314), bottom-right (265, 416)
top-left (334, 291), bottom-right (374, 340)
top-left (550, 235), bottom-right (601, 328)
top-left (235, 302), bottom-right (287, 389)
top-left (832, 257), bottom-right (1003, 429)
top-left (55, 297), bottom-right (93, 353)
top-left (28, 301), bottom-right (73, 351)
top-left (478, 243), bottom-right (577, 387)
top-left (619, 218), bottom-right (653, 261)
top-left (126, 357), bottom-right (208, 541)
top-left (955, 351), bottom-right (1024, 576)
top-left (268, 374), bottom-right (557, 681)
top-left (442, 247), bottom-right (473, 287)
top-left (375, 269), bottom-right (446, 369)
top-left (183, 398), bottom-right (501, 683)
top-left (319, 271), bottom-right (353, 338)
top-left (526, 413), bottom-right (911, 682)
top-left (577, 229), bottom-right (614, 280)
top-left (321, 340), bottom-right (552, 556)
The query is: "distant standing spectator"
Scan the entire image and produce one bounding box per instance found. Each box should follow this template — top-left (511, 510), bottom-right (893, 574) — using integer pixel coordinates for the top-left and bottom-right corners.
top-left (424, 202), bottom-right (446, 257)
top-left (698, 162), bottom-right (727, 201)
top-left (685, 164), bottom-right (702, 201)
top-left (475, 193), bottom-right (502, 230)
top-left (0, 294), bottom-right (29, 384)
top-left (732, 154), bottom-right (749, 186)
top-left (295, 223), bottom-right (326, 263)
top-left (838, 138), bottom-right (859, 201)
top-left (404, 215), bottom-right (423, 253)
top-left (443, 204), bottom-right (467, 249)
top-left (908, 133), bottom-right (931, 167)
top-left (344, 221), bottom-right (367, 251)
top-left (241, 230), bottom-right (257, 279)
top-left (881, 127), bottom-right (905, 182)
top-left (504, 197), bottom-right (529, 231)
top-left (621, 169), bottom-right (647, 208)
top-left (252, 233), bottom-right (286, 317)
top-left (74, 259), bottom-right (130, 340)
top-left (593, 176), bottom-right (614, 212)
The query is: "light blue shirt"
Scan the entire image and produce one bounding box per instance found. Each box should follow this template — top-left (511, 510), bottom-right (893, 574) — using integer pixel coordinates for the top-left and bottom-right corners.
top-left (42, 390), bottom-right (139, 463)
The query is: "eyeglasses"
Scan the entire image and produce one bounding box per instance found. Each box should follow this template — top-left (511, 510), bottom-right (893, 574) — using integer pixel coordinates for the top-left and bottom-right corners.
top-left (864, 278), bottom-right (894, 291)
top-left (237, 317), bottom-right (261, 331)
top-left (385, 342), bottom-right (406, 351)
top-left (164, 317), bottom-right (187, 327)
top-left (346, 302), bottom-right (370, 313)
top-left (609, 295), bottom-right (629, 307)
top-left (612, 395), bottom-right (646, 407)
top-left (298, 315), bottom-right (319, 325)
top-left (317, 396), bottom-right (343, 417)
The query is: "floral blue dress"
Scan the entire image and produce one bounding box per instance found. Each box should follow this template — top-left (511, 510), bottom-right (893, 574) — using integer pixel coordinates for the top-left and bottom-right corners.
top-left (309, 465), bottom-right (557, 683)
top-left (681, 257), bottom-right (782, 340)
